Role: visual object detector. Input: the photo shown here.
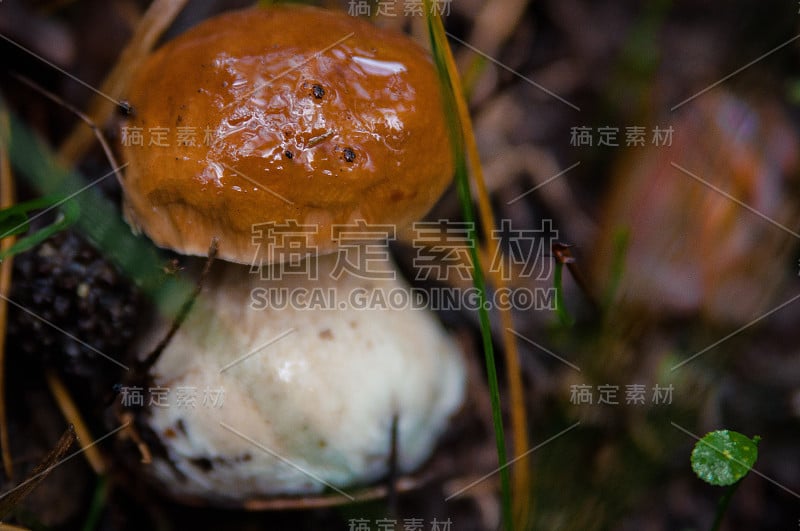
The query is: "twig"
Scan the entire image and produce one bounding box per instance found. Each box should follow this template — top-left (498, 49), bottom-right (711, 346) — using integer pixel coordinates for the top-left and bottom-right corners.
top-left (138, 238), bottom-right (218, 372)
top-left (0, 426), bottom-right (76, 519)
top-left (11, 74), bottom-right (125, 186)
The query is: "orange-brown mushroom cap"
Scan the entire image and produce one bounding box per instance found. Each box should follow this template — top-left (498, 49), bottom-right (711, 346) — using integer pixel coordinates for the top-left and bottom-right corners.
top-left (120, 5), bottom-right (453, 264)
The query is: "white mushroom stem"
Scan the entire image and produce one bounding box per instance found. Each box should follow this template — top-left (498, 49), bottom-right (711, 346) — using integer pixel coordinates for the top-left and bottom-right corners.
top-left (140, 252), bottom-right (466, 501)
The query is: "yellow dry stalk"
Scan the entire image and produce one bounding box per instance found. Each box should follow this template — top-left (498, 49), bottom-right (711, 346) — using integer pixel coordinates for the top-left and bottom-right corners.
top-left (0, 107), bottom-right (16, 481)
top-left (45, 370), bottom-right (107, 474)
top-left (424, 8), bottom-right (533, 529)
top-left (0, 522), bottom-right (33, 531)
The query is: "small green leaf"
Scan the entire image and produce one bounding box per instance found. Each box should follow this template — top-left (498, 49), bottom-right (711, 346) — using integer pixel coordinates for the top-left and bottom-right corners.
top-left (691, 430), bottom-right (760, 486)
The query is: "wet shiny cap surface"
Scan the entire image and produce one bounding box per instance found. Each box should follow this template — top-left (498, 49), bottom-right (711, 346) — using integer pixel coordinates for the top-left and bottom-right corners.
top-left (121, 5), bottom-right (453, 264)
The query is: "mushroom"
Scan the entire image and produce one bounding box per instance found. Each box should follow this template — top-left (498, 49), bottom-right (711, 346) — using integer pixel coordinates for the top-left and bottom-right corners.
top-left (140, 254), bottom-right (465, 502)
top-left (120, 4), bottom-right (453, 264)
top-left (117, 5), bottom-right (466, 502)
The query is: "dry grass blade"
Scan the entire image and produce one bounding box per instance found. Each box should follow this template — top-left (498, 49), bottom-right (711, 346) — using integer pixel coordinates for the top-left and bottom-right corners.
top-left (139, 238), bottom-right (218, 371)
top-left (0, 523), bottom-right (32, 531)
top-left (57, 0), bottom-right (190, 164)
top-left (44, 370), bottom-right (106, 474)
top-left (460, 0), bottom-right (532, 94)
top-left (0, 426), bottom-right (76, 519)
top-left (425, 10), bottom-right (533, 529)
top-left (0, 107), bottom-right (15, 481)
top-left (12, 74), bottom-right (125, 186)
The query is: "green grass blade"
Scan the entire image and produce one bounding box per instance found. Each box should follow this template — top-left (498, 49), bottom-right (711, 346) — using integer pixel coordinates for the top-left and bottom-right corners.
top-left (1, 103), bottom-right (192, 318)
top-left (423, 7), bottom-right (513, 529)
top-left (0, 204), bottom-right (77, 260)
